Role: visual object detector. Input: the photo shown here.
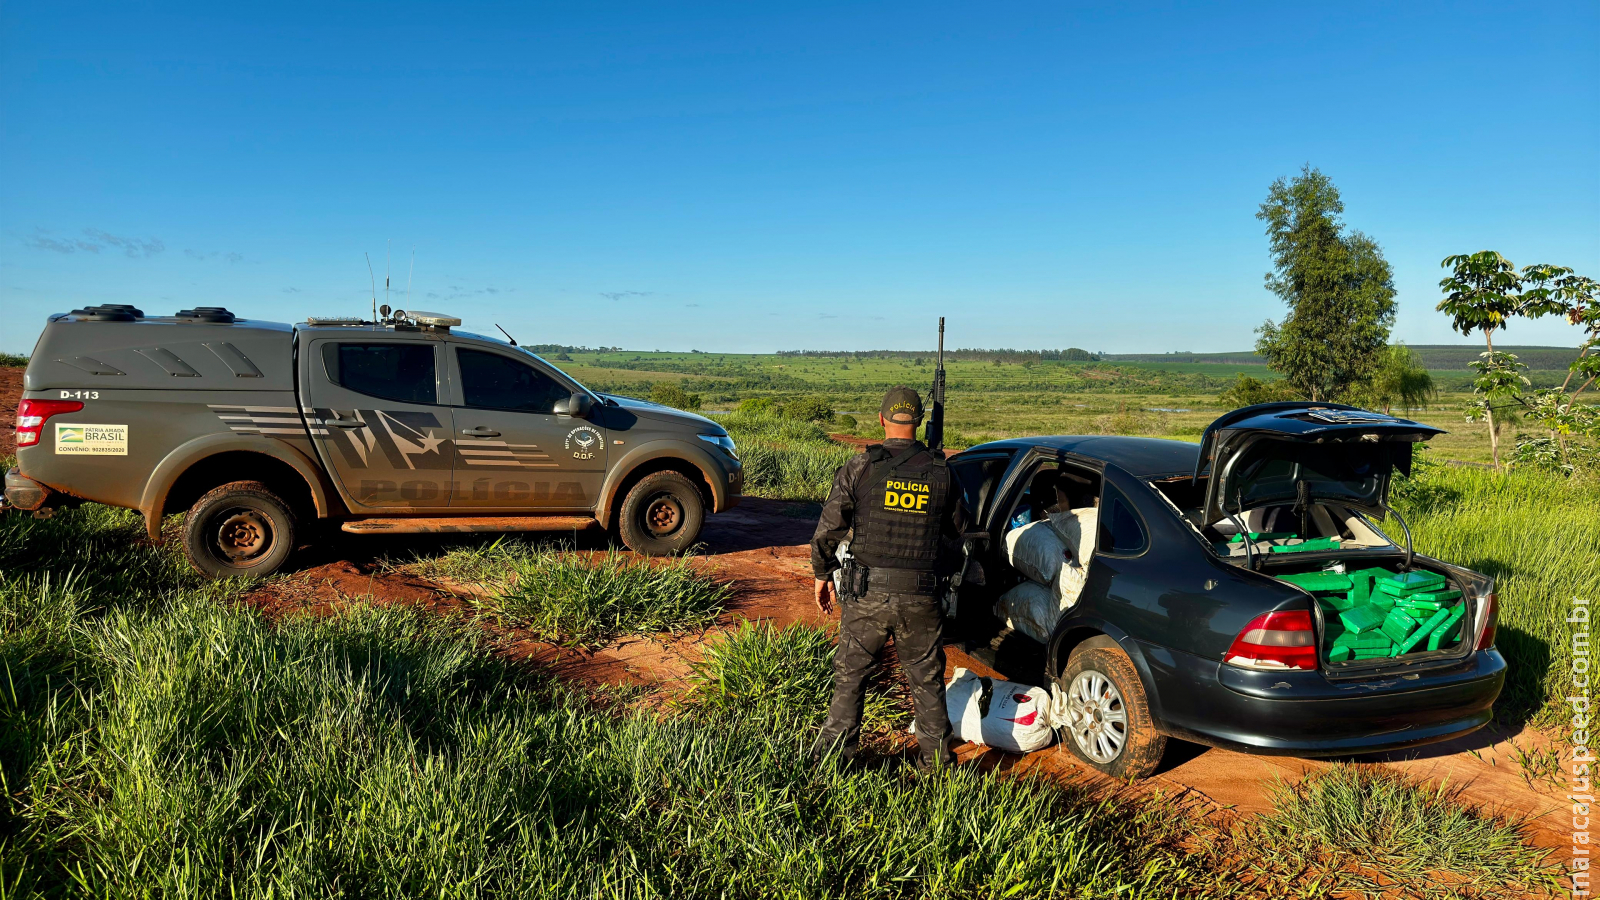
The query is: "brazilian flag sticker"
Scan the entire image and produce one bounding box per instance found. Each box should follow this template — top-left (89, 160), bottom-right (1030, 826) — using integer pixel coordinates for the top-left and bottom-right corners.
top-left (55, 423), bottom-right (128, 455)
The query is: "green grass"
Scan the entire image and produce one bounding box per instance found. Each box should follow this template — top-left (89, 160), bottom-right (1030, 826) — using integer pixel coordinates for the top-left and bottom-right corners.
top-left (1187, 764), bottom-right (1561, 897)
top-left (720, 410), bottom-right (856, 501)
top-left (1390, 461), bottom-right (1600, 726)
top-left (685, 622), bottom-right (908, 737)
top-left (0, 500), bottom-right (1568, 897)
top-left (413, 543), bottom-right (730, 646)
top-left (0, 508), bottom-right (1202, 899)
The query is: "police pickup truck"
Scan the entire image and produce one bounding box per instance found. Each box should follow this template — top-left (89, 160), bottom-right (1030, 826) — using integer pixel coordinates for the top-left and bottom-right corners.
top-left (5, 305), bottom-right (744, 577)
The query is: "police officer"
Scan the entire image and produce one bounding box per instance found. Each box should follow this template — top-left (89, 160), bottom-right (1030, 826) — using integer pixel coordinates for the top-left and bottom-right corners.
top-left (811, 386), bottom-right (966, 769)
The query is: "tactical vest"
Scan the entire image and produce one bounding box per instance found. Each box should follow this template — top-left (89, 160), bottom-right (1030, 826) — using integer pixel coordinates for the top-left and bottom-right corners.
top-left (849, 442), bottom-right (952, 572)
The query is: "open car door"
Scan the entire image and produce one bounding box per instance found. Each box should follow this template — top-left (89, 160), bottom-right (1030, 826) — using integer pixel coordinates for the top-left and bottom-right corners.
top-left (1195, 403), bottom-right (1444, 527)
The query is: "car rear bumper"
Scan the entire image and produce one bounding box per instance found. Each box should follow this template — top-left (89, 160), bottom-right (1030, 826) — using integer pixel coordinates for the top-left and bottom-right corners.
top-left (3, 468), bottom-right (52, 512)
top-left (1138, 640), bottom-right (1506, 756)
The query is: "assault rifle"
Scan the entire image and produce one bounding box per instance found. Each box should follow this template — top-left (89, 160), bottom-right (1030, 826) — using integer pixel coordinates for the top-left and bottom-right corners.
top-left (925, 317), bottom-right (946, 452)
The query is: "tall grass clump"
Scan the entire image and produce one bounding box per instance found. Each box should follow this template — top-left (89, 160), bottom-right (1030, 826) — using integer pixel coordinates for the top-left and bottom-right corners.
top-left (418, 543), bottom-right (730, 645)
top-left (686, 622), bottom-right (907, 734)
top-left (721, 410), bottom-right (855, 501)
top-left (1390, 461), bottom-right (1600, 725)
top-left (1186, 764), bottom-right (1561, 897)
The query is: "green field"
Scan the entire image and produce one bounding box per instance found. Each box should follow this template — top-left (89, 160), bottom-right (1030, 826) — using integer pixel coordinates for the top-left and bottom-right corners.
top-left (0, 503), bottom-right (1563, 896)
top-left (534, 345), bottom-right (1577, 465)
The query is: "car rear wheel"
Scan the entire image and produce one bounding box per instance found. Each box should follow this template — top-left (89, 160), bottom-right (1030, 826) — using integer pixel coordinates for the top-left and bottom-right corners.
top-left (616, 471), bottom-right (704, 555)
top-left (182, 481), bottom-right (297, 579)
top-left (1056, 636), bottom-right (1166, 779)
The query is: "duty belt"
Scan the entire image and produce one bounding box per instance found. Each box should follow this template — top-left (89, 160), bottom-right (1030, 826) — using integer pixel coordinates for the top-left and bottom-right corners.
top-left (865, 566), bottom-right (939, 595)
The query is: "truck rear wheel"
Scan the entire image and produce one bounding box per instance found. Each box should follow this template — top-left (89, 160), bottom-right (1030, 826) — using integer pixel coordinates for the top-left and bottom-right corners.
top-left (616, 471), bottom-right (704, 556)
top-left (182, 481), bottom-right (297, 579)
top-left (1055, 636), bottom-right (1166, 779)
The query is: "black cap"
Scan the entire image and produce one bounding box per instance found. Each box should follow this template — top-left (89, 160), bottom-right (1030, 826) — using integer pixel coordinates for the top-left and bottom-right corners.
top-left (881, 386), bottom-right (924, 425)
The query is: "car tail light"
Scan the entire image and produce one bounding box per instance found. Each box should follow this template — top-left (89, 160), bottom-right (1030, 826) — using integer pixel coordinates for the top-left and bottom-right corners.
top-left (15, 399), bottom-right (83, 448)
top-left (1476, 592), bottom-right (1499, 650)
top-left (1224, 610), bottom-right (1317, 670)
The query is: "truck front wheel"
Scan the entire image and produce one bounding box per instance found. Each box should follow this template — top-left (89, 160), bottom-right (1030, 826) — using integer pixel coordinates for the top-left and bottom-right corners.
top-left (616, 471), bottom-right (704, 555)
top-left (182, 481), bottom-right (297, 579)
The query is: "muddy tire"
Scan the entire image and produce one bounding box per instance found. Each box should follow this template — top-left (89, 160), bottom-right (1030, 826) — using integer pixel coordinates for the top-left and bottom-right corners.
top-left (1056, 636), bottom-right (1166, 779)
top-left (616, 471), bottom-right (704, 555)
top-left (182, 481), bottom-right (296, 579)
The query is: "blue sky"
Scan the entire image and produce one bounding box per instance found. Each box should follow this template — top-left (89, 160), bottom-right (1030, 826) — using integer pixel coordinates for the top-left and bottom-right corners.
top-left (2, 1), bottom-right (1596, 355)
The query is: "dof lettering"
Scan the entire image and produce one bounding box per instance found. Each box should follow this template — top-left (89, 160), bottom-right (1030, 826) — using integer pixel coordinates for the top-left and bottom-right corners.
top-left (884, 489), bottom-right (930, 512)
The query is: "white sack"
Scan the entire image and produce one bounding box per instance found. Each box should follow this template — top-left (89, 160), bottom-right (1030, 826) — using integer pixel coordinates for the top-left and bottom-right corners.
top-left (944, 667), bottom-right (1062, 753)
top-left (1048, 507), bottom-right (1098, 568)
top-left (1004, 520), bottom-right (1068, 586)
top-left (994, 580), bottom-right (1061, 644)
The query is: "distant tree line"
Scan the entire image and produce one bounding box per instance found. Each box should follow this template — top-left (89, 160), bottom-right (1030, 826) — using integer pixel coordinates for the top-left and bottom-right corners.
top-left (775, 348), bottom-right (1099, 362)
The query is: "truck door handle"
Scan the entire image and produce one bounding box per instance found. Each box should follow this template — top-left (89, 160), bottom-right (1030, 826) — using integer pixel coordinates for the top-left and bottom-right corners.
top-left (326, 420), bottom-right (367, 429)
top-left (460, 426), bottom-right (501, 437)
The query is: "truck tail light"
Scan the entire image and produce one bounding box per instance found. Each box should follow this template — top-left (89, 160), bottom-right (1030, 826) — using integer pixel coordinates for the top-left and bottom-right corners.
top-left (1224, 610), bottom-right (1317, 670)
top-left (1476, 592), bottom-right (1498, 650)
top-left (16, 399), bottom-right (83, 448)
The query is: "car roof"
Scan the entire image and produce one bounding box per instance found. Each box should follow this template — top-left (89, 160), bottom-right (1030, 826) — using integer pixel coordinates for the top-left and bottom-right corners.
top-left (959, 435), bottom-right (1200, 477)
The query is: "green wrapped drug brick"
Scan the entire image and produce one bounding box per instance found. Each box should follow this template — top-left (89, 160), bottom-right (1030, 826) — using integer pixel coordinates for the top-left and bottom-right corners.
top-left (1409, 589), bottom-right (1462, 606)
top-left (1339, 604), bottom-right (1387, 634)
top-left (1279, 571), bottom-right (1353, 593)
top-left (1353, 646), bottom-right (1394, 660)
top-left (1333, 631), bottom-right (1391, 651)
top-left (1380, 607), bottom-right (1418, 645)
top-left (1376, 570), bottom-right (1446, 596)
top-left (1367, 593), bottom-right (1396, 612)
top-left (1329, 644), bottom-right (1352, 662)
top-left (1427, 604), bottom-right (1467, 651)
top-left (1229, 531), bottom-right (1296, 543)
top-left (1394, 605), bottom-right (1454, 655)
top-left (1321, 593), bottom-right (1356, 612)
top-left (1271, 537), bottom-right (1343, 553)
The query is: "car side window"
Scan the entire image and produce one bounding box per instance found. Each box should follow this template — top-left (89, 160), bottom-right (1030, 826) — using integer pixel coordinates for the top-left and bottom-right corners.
top-left (456, 347), bottom-right (570, 414)
top-left (949, 453), bottom-right (1012, 522)
top-left (1099, 484), bottom-right (1147, 555)
top-left (323, 342), bottom-right (437, 404)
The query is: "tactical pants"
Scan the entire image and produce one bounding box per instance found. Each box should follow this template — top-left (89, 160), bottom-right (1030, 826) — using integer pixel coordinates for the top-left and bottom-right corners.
top-left (813, 590), bottom-right (952, 765)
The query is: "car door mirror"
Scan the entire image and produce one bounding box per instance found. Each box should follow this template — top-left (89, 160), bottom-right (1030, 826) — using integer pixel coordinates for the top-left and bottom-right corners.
top-left (554, 392), bottom-right (593, 418)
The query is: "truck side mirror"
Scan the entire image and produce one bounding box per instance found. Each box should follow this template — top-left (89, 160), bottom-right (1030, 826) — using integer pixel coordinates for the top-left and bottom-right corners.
top-left (554, 392), bottom-right (594, 418)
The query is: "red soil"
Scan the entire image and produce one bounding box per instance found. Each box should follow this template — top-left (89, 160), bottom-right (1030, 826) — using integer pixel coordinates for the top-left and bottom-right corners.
top-left (1, 366), bottom-right (21, 455)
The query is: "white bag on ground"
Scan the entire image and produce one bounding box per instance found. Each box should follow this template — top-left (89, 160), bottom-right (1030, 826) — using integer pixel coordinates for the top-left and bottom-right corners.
top-left (1004, 520), bottom-right (1068, 586)
top-left (944, 667), bottom-right (1063, 753)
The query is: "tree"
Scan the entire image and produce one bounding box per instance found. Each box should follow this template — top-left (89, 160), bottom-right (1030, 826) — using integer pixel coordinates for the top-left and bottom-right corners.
top-left (1514, 267), bottom-right (1600, 472)
top-left (649, 382), bottom-right (701, 411)
top-left (1254, 166), bottom-right (1397, 402)
top-left (1355, 344), bottom-right (1436, 415)
top-left (1218, 374), bottom-right (1300, 409)
top-left (1437, 251), bottom-right (1538, 470)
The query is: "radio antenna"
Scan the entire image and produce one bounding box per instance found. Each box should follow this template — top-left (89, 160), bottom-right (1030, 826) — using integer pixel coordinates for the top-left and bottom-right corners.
top-left (494, 323), bottom-right (519, 347)
top-left (405, 246), bottom-right (414, 309)
top-left (365, 252), bottom-right (377, 322)
top-left (384, 240), bottom-right (391, 315)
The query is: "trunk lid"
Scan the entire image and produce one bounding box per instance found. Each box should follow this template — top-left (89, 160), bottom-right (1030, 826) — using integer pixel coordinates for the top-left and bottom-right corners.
top-left (1195, 403), bottom-right (1443, 525)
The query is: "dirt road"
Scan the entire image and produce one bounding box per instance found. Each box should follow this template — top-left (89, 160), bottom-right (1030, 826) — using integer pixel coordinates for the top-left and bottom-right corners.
top-left (238, 495), bottom-right (1568, 857)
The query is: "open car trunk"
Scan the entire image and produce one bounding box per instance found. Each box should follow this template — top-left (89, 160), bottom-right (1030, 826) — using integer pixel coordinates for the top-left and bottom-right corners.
top-left (1192, 403), bottom-right (1471, 672)
top-left (1195, 402), bottom-right (1443, 527)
